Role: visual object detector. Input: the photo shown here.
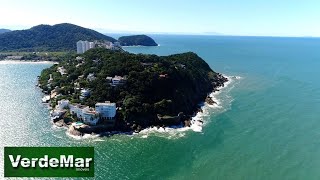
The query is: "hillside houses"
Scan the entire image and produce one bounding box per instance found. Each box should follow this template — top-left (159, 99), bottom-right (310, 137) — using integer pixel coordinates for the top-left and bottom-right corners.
top-left (87, 73), bottom-right (96, 81)
top-left (95, 101), bottom-right (116, 120)
top-left (76, 40), bottom-right (122, 54)
top-left (57, 66), bottom-right (67, 75)
top-left (106, 75), bottom-right (127, 86)
top-left (53, 100), bottom-right (117, 126)
top-left (69, 101), bottom-right (116, 125)
top-left (80, 89), bottom-right (90, 100)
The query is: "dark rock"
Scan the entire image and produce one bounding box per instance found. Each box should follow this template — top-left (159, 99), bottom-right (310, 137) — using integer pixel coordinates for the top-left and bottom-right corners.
top-left (54, 119), bottom-right (65, 127)
top-left (67, 125), bottom-right (83, 136)
top-left (205, 96), bottom-right (216, 105)
top-left (184, 120), bottom-right (191, 127)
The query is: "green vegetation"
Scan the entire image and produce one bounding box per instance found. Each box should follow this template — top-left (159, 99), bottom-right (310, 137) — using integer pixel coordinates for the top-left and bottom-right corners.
top-left (0, 23), bottom-right (116, 52)
top-left (0, 51), bottom-right (75, 61)
top-left (39, 48), bottom-right (227, 129)
top-left (118, 35), bottom-right (158, 46)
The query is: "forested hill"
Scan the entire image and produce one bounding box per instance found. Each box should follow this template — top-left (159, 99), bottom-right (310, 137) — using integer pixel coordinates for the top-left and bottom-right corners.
top-left (0, 29), bottom-right (11, 34)
top-left (0, 23), bottom-right (116, 52)
top-left (39, 48), bottom-right (227, 129)
top-left (118, 35), bottom-right (158, 46)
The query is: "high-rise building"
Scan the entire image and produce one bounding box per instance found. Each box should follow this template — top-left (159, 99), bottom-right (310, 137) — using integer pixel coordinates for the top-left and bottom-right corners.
top-left (76, 41), bottom-right (84, 54)
top-left (77, 40), bottom-right (95, 54)
top-left (89, 42), bottom-right (95, 49)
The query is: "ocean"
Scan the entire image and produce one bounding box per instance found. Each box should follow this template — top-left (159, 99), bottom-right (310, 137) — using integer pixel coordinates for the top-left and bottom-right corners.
top-left (1, 35), bottom-right (320, 179)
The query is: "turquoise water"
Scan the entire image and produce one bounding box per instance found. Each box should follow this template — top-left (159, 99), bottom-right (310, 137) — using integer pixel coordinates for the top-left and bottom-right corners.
top-left (1, 36), bottom-right (320, 179)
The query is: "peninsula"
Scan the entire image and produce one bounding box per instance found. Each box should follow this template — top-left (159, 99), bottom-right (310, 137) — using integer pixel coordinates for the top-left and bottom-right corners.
top-left (118, 35), bottom-right (158, 46)
top-left (38, 48), bottom-right (228, 136)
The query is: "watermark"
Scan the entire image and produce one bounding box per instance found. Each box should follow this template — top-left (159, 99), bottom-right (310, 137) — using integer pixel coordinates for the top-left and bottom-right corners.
top-left (4, 147), bottom-right (94, 177)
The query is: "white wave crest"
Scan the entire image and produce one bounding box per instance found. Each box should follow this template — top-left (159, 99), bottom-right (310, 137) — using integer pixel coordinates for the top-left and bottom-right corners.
top-left (136, 74), bottom-right (241, 139)
top-left (66, 74), bottom-right (241, 140)
top-left (65, 131), bottom-right (100, 140)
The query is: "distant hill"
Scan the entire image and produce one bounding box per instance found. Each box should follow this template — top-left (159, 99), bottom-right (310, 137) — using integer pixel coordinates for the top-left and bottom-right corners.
top-left (0, 29), bottom-right (11, 34)
top-left (0, 23), bottom-right (116, 51)
top-left (118, 35), bottom-right (158, 46)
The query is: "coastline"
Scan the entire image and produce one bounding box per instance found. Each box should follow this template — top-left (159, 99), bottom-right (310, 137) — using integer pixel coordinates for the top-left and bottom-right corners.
top-left (122, 44), bottom-right (160, 47)
top-left (35, 49), bottom-right (232, 139)
top-left (0, 60), bottom-right (58, 64)
top-left (138, 75), bottom-right (240, 137)
top-left (57, 74), bottom-right (238, 139)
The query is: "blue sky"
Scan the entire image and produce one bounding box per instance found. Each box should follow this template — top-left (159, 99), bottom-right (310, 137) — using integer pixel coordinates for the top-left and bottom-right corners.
top-left (0, 0), bottom-right (319, 36)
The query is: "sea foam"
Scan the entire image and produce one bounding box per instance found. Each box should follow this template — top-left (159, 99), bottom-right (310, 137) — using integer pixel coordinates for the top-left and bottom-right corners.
top-left (137, 75), bottom-right (241, 139)
top-left (65, 75), bottom-right (241, 140)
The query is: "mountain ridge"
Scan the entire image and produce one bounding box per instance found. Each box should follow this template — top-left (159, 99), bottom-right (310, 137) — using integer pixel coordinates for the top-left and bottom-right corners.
top-left (0, 23), bottom-right (116, 51)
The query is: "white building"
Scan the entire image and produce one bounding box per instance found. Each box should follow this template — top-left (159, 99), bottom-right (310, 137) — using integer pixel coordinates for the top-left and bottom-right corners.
top-left (80, 89), bottom-right (90, 97)
top-left (69, 101), bottom-right (116, 125)
top-left (77, 41), bottom-right (84, 54)
top-left (82, 109), bottom-right (99, 125)
top-left (57, 67), bottom-right (67, 75)
top-left (107, 75), bottom-right (127, 86)
top-left (87, 73), bottom-right (96, 82)
top-left (48, 74), bottom-right (53, 83)
top-left (95, 101), bottom-right (116, 120)
top-left (69, 104), bottom-right (99, 125)
top-left (69, 104), bottom-right (87, 118)
top-left (57, 99), bottom-right (69, 110)
top-left (80, 89), bottom-right (90, 101)
top-left (77, 40), bottom-right (121, 53)
top-left (106, 76), bottom-right (113, 82)
top-left (77, 41), bottom-right (95, 54)
top-left (76, 56), bottom-right (83, 61)
top-left (89, 42), bottom-right (95, 49)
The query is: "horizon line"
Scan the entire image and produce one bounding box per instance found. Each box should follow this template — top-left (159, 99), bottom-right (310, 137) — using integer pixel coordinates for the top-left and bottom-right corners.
top-left (1, 23), bottom-right (320, 39)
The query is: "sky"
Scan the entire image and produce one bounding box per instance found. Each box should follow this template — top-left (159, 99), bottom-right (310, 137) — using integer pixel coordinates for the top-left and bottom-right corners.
top-left (0, 0), bottom-right (320, 37)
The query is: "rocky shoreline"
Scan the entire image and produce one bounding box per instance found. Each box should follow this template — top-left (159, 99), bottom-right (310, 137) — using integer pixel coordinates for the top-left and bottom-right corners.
top-left (37, 48), bottom-right (231, 138)
top-left (48, 74), bottom-right (229, 138)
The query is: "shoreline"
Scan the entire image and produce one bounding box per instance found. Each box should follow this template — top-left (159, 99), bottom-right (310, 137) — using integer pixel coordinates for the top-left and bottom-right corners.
top-left (57, 75), bottom-right (238, 139)
top-left (0, 60), bottom-right (58, 64)
top-left (122, 44), bottom-right (160, 47)
top-left (137, 75), bottom-right (241, 137)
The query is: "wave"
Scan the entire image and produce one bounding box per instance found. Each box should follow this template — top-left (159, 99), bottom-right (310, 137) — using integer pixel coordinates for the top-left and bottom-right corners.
top-left (65, 75), bottom-right (241, 140)
top-left (136, 75), bottom-right (241, 139)
top-left (51, 123), bottom-right (68, 130)
top-left (65, 131), bottom-right (100, 140)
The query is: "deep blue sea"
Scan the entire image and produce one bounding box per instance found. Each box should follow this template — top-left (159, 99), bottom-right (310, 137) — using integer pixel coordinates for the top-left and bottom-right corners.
top-left (1, 35), bottom-right (320, 179)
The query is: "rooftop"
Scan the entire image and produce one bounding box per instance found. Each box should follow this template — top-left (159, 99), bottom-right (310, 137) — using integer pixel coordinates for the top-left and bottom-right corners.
top-left (83, 110), bottom-right (99, 115)
top-left (113, 75), bottom-right (126, 81)
top-left (96, 101), bottom-right (116, 106)
top-left (71, 103), bottom-right (88, 109)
